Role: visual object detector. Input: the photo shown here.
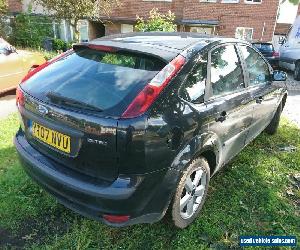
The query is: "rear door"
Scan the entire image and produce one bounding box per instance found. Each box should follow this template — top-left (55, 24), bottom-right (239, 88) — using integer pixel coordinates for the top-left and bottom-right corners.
top-left (205, 44), bottom-right (254, 164)
top-left (239, 45), bottom-right (279, 143)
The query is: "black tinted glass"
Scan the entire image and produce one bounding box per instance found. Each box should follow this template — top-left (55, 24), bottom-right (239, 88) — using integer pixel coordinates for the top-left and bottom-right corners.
top-left (253, 43), bottom-right (273, 51)
top-left (240, 46), bottom-right (270, 86)
top-left (179, 54), bottom-right (207, 104)
top-left (211, 45), bottom-right (244, 96)
top-left (22, 48), bottom-right (166, 113)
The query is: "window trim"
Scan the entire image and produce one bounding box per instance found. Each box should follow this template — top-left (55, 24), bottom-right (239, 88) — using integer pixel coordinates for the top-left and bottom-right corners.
top-left (199, 0), bottom-right (217, 3)
top-left (235, 27), bottom-right (254, 40)
top-left (221, 0), bottom-right (239, 3)
top-left (244, 0), bottom-right (262, 4)
top-left (121, 24), bottom-right (134, 33)
top-left (206, 43), bottom-right (246, 100)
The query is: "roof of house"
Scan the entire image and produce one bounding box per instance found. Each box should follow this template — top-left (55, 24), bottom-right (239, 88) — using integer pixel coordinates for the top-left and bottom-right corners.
top-left (274, 23), bottom-right (292, 35)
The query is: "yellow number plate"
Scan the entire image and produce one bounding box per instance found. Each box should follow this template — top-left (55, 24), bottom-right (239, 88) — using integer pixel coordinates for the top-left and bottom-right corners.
top-left (32, 122), bottom-right (71, 153)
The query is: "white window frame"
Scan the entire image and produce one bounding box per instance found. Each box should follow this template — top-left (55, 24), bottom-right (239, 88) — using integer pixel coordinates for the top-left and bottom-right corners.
top-left (121, 24), bottom-right (134, 33)
top-left (235, 27), bottom-right (254, 40)
top-left (221, 0), bottom-right (239, 3)
top-left (244, 0), bottom-right (262, 4)
top-left (199, 0), bottom-right (217, 3)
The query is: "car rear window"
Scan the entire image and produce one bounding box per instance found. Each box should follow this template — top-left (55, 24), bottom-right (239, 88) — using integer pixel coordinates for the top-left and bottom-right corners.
top-left (22, 47), bottom-right (166, 115)
top-left (253, 43), bottom-right (273, 51)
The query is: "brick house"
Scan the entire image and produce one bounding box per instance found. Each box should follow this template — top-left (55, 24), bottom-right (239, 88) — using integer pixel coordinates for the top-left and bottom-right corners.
top-left (106, 0), bottom-right (280, 42)
top-left (7, 0), bottom-right (281, 42)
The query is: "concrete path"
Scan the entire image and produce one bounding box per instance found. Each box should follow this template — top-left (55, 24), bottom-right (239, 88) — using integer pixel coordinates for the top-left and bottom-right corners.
top-left (282, 91), bottom-right (300, 127)
top-left (0, 95), bottom-right (16, 120)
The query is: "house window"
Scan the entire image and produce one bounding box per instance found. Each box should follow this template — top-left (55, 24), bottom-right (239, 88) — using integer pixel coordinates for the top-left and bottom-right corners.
top-left (199, 0), bottom-right (217, 2)
top-left (235, 27), bottom-right (253, 40)
top-left (221, 0), bottom-right (239, 3)
top-left (79, 20), bottom-right (89, 42)
top-left (121, 24), bottom-right (134, 33)
top-left (244, 0), bottom-right (262, 4)
top-left (190, 26), bottom-right (213, 35)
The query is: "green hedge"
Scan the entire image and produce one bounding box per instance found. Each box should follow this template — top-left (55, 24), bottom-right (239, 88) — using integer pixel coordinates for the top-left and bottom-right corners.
top-left (10, 14), bottom-right (54, 49)
top-left (52, 38), bottom-right (73, 51)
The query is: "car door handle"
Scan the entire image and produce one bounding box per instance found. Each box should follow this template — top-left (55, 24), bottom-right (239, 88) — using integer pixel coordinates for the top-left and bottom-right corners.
top-left (256, 96), bottom-right (263, 104)
top-left (215, 111), bottom-right (227, 122)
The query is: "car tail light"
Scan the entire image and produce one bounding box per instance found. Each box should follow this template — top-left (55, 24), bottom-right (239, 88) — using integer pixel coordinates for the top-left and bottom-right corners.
top-left (16, 86), bottom-right (25, 107)
top-left (103, 214), bottom-right (130, 223)
top-left (121, 55), bottom-right (186, 119)
top-left (272, 51), bottom-right (280, 58)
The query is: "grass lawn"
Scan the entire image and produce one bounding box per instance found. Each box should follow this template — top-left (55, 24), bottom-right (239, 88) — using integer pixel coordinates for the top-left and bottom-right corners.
top-left (0, 114), bottom-right (299, 249)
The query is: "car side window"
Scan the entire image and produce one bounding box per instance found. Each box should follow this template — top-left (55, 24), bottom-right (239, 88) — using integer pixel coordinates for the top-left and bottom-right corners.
top-left (179, 54), bottom-right (207, 104)
top-left (239, 45), bottom-right (270, 86)
top-left (210, 45), bottom-right (244, 97)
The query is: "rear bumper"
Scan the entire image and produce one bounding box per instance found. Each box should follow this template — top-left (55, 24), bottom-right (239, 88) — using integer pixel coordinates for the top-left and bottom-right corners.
top-left (14, 130), bottom-right (180, 227)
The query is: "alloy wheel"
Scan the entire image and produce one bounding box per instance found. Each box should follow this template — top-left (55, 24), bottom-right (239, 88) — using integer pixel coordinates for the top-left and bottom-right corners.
top-left (180, 168), bottom-right (207, 219)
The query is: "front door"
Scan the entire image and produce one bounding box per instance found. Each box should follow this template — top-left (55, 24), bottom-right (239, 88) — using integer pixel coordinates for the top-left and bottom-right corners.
top-left (239, 45), bottom-right (279, 143)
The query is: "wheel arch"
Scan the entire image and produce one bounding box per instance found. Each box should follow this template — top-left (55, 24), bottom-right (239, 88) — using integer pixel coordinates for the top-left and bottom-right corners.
top-left (170, 132), bottom-right (221, 176)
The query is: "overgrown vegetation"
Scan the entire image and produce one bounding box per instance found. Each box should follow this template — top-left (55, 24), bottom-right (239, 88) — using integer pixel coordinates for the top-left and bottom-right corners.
top-left (135, 8), bottom-right (177, 32)
top-left (9, 13), bottom-right (54, 49)
top-left (0, 114), bottom-right (299, 249)
top-left (31, 0), bottom-right (121, 41)
top-left (0, 0), bottom-right (6, 15)
top-left (52, 38), bottom-right (73, 51)
top-left (0, 0), bottom-right (7, 38)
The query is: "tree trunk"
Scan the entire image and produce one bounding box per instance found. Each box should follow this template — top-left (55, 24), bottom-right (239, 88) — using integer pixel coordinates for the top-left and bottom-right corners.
top-left (70, 19), bottom-right (80, 42)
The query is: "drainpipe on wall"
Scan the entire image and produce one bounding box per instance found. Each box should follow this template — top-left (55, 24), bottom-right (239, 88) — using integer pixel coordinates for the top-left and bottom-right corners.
top-left (261, 22), bottom-right (266, 41)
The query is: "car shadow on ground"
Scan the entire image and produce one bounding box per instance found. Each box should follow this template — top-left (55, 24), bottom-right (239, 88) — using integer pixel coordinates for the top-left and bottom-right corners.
top-left (0, 121), bottom-right (299, 249)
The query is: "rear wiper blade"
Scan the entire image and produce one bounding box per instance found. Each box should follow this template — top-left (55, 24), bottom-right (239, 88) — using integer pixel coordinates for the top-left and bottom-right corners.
top-left (47, 92), bottom-right (103, 112)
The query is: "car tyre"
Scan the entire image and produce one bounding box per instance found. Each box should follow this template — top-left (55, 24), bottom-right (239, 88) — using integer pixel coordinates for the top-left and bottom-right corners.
top-left (171, 157), bottom-right (210, 229)
top-left (294, 61), bottom-right (300, 81)
top-left (265, 102), bottom-right (282, 135)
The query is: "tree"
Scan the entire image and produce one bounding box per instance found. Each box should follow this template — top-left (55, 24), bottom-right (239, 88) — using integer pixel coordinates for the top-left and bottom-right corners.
top-left (0, 0), bottom-right (7, 16)
top-left (0, 0), bottom-right (7, 37)
top-left (282, 0), bottom-right (300, 5)
top-left (32, 0), bottom-right (121, 41)
top-left (135, 8), bottom-right (177, 32)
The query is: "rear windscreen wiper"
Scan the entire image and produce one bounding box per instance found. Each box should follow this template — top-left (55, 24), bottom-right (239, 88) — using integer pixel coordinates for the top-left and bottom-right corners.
top-left (47, 92), bottom-right (103, 112)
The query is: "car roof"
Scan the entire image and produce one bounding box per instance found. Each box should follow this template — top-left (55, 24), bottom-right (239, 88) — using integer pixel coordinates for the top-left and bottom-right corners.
top-left (252, 42), bottom-right (273, 45)
top-left (88, 32), bottom-right (248, 61)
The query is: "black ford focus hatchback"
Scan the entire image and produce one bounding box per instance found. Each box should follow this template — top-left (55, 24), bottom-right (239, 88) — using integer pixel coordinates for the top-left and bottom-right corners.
top-left (15, 32), bottom-right (287, 228)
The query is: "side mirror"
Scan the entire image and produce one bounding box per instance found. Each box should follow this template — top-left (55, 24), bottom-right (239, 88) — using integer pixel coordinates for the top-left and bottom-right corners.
top-left (273, 70), bottom-right (287, 81)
